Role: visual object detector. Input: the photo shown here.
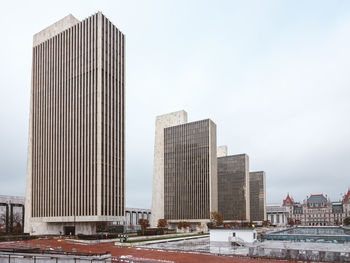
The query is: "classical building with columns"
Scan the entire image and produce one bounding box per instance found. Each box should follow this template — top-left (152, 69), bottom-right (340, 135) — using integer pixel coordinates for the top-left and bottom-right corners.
top-left (0, 196), bottom-right (25, 233)
top-left (282, 190), bottom-right (350, 226)
top-left (125, 208), bottom-right (151, 226)
top-left (266, 204), bottom-right (290, 226)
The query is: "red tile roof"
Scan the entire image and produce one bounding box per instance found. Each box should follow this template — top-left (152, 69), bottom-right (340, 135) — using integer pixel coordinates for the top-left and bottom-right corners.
top-left (343, 189), bottom-right (350, 203)
top-left (283, 194), bottom-right (294, 206)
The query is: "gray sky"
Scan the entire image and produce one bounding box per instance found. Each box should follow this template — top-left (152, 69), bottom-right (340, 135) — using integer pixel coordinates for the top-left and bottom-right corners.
top-left (1, 0), bottom-right (350, 209)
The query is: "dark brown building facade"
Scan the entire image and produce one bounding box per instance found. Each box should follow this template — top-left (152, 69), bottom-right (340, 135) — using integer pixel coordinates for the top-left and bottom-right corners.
top-left (164, 119), bottom-right (217, 221)
top-left (25, 12), bottom-right (125, 234)
top-left (249, 171), bottom-right (266, 222)
top-left (218, 154), bottom-right (250, 221)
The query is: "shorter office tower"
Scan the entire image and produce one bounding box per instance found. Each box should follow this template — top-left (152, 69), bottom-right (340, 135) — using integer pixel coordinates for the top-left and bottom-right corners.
top-left (164, 118), bottom-right (218, 226)
top-left (150, 110), bottom-right (188, 227)
top-left (249, 171), bottom-right (266, 222)
top-left (282, 189), bottom-right (350, 226)
top-left (217, 149), bottom-right (250, 222)
top-left (151, 111), bottom-right (218, 229)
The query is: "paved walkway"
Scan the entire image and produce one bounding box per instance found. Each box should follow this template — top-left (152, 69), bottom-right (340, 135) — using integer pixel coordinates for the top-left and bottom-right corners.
top-left (0, 238), bottom-right (298, 263)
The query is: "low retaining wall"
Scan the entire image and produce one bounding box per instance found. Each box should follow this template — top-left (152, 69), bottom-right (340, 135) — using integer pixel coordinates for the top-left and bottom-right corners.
top-left (0, 252), bottom-right (111, 263)
top-left (71, 232), bottom-right (204, 244)
top-left (116, 235), bottom-right (209, 247)
top-left (249, 247), bottom-right (350, 262)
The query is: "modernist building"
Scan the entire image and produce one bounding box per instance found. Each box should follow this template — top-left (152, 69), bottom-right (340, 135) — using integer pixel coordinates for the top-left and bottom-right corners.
top-left (151, 111), bottom-right (218, 227)
top-left (25, 12), bottom-right (125, 235)
top-left (150, 111), bottom-right (188, 227)
top-left (0, 196), bottom-right (25, 233)
top-left (249, 171), bottom-right (266, 222)
top-left (217, 151), bottom-right (250, 222)
top-left (282, 190), bottom-right (350, 226)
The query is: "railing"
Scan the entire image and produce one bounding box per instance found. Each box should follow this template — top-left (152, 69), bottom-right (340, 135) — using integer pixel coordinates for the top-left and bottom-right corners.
top-left (228, 236), bottom-right (246, 246)
top-left (0, 248), bottom-right (111, 263)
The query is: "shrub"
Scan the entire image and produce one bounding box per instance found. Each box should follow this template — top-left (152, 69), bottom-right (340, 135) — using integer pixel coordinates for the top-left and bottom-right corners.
top-left (178, 221), bottom-right (190, 229)
top-left (137, 228), bottom-right (164, 236)
top-left (157, 219), bottom-right (167, 228)
top-left (210, 211), bottom-right (223, 227)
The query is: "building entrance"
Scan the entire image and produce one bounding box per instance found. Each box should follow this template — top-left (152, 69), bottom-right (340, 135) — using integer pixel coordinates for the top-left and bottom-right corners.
top-left (64, 226), bottom-right (75, 236)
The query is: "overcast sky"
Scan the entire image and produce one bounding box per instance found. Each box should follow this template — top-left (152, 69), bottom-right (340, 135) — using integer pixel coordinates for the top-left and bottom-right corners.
top-left (1, 0), bottom-right (350, 209)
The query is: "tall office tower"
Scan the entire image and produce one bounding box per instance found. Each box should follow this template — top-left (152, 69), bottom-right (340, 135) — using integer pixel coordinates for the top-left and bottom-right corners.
top-left (163, 119), bottom-right (218, 224)
top-left (218, 152), bottom-right (250, 221)
top-left (151, 111), bottom-right (188, 227)
top-left (249, 171), bottom-right (266, 222)
top-left (24, 12), bottom-right (125, 235)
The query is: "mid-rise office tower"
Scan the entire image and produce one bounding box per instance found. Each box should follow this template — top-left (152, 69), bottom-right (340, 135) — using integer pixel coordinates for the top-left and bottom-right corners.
top-left (151, 111), bottom-right (218, 227)
top-left (151, 111), bottom-right (188, 227)
top-left (218, 150), bottom-right (250, 221)
top-left (25, 12), bottom-right (125, 235)
top-left (249, 171), bottom-right (266, 222)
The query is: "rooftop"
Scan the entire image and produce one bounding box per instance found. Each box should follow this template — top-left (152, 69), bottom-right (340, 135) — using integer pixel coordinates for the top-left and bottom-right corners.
top-left (307, 194), bottom-right (327, 204)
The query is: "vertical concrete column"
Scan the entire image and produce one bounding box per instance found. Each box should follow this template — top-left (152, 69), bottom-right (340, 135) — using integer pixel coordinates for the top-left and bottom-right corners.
top-left (209, 120), bottom-right (218, 215)
top-left (22, 205), bottom-right (25, 233)
top-left (10, 204), bottom-right (13, 233)
top-left (5, 204), bottom-right (9, 233)
top-left (96, 12), bottom-right (103, 216)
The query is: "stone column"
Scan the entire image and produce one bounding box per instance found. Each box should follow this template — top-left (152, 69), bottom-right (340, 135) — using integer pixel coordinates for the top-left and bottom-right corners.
top-left (5, 204), bottom-right (9, 233)
top-left (10, 204), bottom-right (13, 233)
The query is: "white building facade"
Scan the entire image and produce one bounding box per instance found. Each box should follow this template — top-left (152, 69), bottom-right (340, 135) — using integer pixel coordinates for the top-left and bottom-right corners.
top-left (266, 204), bottom-right (289, 226)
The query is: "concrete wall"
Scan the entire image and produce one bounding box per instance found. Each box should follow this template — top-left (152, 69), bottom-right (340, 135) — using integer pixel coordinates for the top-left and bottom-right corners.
top-left (209, 121), bottom-right (218, 215)
top-left (249, 247), bottom-right (350, 262)
top-left (0, 252), bottom-right (110, 263)
top-left (217, 146), bottom-right (227, 157)
top-left (28, 222), bottom-right (96, 236)
top-left (150, 110), bottom-right (188, 227)
top-left (33, 14), bottom-right (79, 46)
top-left (210, 229), bottom-right (257, 243)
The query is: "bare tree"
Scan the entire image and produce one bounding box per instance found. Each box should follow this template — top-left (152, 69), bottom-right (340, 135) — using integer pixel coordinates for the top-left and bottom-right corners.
top-left (210, 211), bottom-right (223, 227)
top-left (0, 211), bottom-right (23, 233)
